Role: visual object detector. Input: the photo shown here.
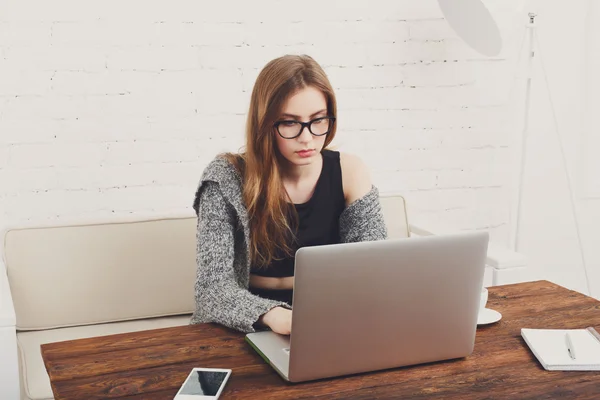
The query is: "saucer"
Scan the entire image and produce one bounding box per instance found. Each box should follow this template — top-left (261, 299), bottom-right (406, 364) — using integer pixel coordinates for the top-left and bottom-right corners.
top-left (477, 308), bottom-right (502, 326)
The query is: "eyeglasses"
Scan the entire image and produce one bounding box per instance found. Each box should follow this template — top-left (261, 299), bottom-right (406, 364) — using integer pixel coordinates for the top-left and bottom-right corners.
top-left (273, 116), bottom-right (336, 139)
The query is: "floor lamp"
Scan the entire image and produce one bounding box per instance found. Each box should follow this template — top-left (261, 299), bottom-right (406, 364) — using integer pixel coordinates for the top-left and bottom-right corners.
top-left (436, 0), bottom-right (593, 295)
top-left (512, 12), bottom-right (592, 296)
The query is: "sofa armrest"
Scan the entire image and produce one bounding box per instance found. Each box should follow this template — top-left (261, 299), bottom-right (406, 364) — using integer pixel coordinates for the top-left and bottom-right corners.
top-left (0, 259), bottom-right (16, 328)
top-left (0, 258), bottom-right (20, 400)
top-left (409, 219), bottom-right (528, 271)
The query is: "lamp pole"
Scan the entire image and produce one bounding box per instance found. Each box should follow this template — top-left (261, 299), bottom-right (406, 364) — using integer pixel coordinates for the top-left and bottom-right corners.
top-left (510, 12), bottom-right (537, 252)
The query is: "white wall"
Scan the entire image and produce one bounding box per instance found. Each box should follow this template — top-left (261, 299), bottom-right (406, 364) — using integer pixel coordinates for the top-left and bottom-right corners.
top-left (0, 0), bottom-right (514, 239)
top-left (581, 0), bottom-right (600, 297)
top-left (0, 0), bottom-right (597, 295)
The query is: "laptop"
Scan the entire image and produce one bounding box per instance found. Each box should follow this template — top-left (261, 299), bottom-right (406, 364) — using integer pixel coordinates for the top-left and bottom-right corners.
top-left (245, 231), bottom-right (489, 383)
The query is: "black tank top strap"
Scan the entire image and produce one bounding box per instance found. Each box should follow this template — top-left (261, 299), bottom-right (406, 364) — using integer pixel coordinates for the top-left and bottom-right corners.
top-left (321, 149), bottom-right (344, 207)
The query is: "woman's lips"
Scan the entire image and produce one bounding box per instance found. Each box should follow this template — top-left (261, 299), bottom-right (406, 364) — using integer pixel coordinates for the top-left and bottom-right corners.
top-left (296, 149), bottom-right (314, 158)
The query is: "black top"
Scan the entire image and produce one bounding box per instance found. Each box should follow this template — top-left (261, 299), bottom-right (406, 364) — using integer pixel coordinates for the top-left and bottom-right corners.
top-left (249, 150), bottom-right (345, 304)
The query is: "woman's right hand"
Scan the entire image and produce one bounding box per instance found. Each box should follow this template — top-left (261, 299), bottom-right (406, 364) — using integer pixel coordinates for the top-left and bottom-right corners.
top-left (261, 306), bottom-right (292, 335)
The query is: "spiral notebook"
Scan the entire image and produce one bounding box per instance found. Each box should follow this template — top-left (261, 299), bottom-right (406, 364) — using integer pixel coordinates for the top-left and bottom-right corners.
top-left (521, 327), bottom-right (600, 371)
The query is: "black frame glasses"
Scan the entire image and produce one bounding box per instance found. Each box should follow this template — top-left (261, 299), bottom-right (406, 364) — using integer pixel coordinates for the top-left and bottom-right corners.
top-left (273, 116), bottom-right (336, 139)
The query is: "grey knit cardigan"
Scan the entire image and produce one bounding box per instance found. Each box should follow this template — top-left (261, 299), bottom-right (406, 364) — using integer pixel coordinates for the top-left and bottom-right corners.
top-left (190, 155), bottom-right (388, 333)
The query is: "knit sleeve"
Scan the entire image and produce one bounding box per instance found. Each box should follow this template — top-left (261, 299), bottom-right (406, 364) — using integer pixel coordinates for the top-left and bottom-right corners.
top-left (339, 185), bottom-right (388, 243)
top-left (191, 181), bottom-right (289, 333)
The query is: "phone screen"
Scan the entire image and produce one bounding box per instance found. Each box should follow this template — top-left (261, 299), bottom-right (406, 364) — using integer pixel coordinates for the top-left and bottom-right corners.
top-left (178, 370), bottom-right (229, 396)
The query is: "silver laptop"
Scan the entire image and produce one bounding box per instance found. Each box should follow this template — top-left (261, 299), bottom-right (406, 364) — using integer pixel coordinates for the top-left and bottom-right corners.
top-left (245, 231), bottom-right (489, 382)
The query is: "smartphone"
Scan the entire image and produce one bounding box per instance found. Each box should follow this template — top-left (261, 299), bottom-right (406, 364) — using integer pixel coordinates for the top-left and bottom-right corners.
top-left (174, 368), bottom-right (232, 400)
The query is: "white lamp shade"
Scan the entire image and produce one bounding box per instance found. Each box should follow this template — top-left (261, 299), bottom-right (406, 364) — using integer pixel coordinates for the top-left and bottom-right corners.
top-left (437, 0), bottom-right (504, 56)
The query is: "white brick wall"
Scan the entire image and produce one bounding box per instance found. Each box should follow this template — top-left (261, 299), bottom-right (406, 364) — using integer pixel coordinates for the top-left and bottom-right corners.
top-left (0, 0), bottom-right (516, 243)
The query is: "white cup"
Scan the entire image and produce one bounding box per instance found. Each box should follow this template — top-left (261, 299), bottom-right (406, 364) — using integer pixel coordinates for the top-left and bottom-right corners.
top-left (480, 287), bottom-right (489, 311)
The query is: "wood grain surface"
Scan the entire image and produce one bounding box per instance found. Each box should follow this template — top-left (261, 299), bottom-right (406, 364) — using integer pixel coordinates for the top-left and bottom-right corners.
top-left (41, 281), bottom-right (600, 399)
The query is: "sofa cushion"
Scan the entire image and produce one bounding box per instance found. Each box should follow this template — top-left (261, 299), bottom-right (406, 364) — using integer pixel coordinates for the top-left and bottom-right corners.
top-left (5, 217), bottom-right (197, 330)
top-left (17, 314), bottom-right (192, 400)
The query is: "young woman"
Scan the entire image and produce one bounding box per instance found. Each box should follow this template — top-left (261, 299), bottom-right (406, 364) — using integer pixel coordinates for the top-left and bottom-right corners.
top-left (191, 54), bottom-right (387, 335)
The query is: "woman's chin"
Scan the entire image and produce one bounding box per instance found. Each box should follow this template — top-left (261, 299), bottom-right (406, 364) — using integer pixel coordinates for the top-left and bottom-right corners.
top-left (283, 154), bottom-right (315, 167)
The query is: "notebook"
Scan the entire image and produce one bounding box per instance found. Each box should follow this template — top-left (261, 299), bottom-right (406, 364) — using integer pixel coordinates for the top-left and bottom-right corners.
top-left (521, 327), bottom-right (600, 371)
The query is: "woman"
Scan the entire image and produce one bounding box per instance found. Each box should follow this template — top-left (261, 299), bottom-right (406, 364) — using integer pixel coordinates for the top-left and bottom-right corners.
top-left (191, 54), bottom-right (387, 335)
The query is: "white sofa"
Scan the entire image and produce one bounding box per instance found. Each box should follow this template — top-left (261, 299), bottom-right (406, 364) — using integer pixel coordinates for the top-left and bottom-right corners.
top-left (0, 195), bottom-right (529, 400)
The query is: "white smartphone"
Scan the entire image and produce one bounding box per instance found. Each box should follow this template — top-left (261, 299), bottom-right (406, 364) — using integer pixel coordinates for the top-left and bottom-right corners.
top-left (174, 368), bottom-right (232, 400)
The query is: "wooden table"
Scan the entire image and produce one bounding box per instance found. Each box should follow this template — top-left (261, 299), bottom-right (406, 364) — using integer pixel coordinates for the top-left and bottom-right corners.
top-left (42, 281), bottom-right (600, 399)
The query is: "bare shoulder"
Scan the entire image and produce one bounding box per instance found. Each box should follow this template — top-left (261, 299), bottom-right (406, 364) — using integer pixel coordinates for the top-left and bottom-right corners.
top-left (339, 152), bottom-right (373, 206)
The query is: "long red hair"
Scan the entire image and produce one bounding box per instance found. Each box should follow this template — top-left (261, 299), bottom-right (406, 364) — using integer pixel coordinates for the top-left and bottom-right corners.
top-left (223, 54), bottom-right (338, 268)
